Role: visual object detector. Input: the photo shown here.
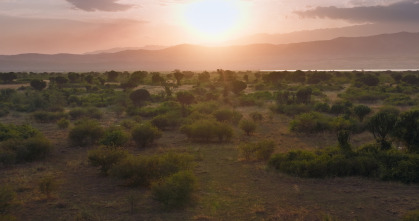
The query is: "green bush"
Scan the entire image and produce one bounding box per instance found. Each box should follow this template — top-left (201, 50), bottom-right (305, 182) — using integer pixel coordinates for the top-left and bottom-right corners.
top-left (239, 119), bottom-right (257, 136)
top-left (180, 119), bottom-right (233, 142)
top-left (1, 135), bottom-right (52, 164)
top-left (32, 111), bottom-right (68, 123)
top-left (268, 147), bottom-right (419, 183)
top-left (151, 112), bottom-right (181, 130)
top-left (69, 119), bottom-right (104, 146)
top-left (403, 210), bottom-right (419, 221)
top-left (69, 107), bottom-right (102, 120)
top-left (151, 171), bottom-right (196, 208)
top-left (131, 123), bottom-right (161, 148)
top-left (110, 152), bottom-right (194, 187)
top-left (0, 123), bottom-right (38, 141)
top-left (100, 126), bottom-right (129, 147)
top-left (57, 118), bottom-right (70, 129)
top-left (290, 112), bottom-right (331, 133)
top-left (88, 147), bottom-right (128, 175)
top-left (213, 109), bottom-right (234, 122)
top-left (239, 140), bottom-right (275, 161)
top-left (273, 104), bottom-right (313, 116)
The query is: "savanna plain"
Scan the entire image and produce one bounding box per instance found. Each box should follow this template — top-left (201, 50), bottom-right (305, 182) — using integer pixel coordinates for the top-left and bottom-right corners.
top-left (0, 70), bottom-right (419, 221)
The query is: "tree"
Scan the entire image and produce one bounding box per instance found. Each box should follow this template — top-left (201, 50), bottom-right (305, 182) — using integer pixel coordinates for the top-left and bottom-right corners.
top-left (130, 71), bottom-right (148, 84)
top-left (356, 74), bottom-right (379, 86)
top-left (151, 72), bottom-right (165, 85)
top-left (176, 91), bottom-right (195, 116)
top-left (0, 72), bottom-right (17, 83)
top-left (173, 70), bottom-right (184, 86)
top-left (391, 73), bottom-right (402, 83)
top-left (231, 80), bottom-right (247, 95)
top-left (368, 111), bottom-right (398, 150)
top-left (106, 70), bottom-right (119, 82)
top-left (129, 89), bottom-right (151, 107)
top-left (296, 87), bottom-right (312, 104)
top-left (353, 105), bottom-right (371, 122)
top-left (30, 79), bottom-right (47, 91)
top-left (197, 72), bottom-right (210, 84)
top-left (67, 72), bottom-right (80, 83)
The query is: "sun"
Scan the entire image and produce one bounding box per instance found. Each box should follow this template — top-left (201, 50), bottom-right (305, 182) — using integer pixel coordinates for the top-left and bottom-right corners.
top-left (183, 0), bottom-right (242, 41)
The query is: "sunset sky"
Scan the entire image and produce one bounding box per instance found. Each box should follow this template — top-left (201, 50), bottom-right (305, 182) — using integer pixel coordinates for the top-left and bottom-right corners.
top-left (1, 0), bottom-right (419, 54)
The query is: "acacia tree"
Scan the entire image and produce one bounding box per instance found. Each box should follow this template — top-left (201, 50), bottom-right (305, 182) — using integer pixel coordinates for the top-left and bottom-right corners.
top-left (231, 80), bottom-right (247, 95)
top-left (30, 79), bottom-right (47, 91)
top-left (173, 70), bottom-right (184, 86)
top-left (368, 111), bottom-right (398, 150)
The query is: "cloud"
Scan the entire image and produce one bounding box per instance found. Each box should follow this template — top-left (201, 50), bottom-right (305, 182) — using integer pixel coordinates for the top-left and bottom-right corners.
top-left (66, 0), bottom-right (133, 12)
top-left (295, 0), bottom-right (419, 23)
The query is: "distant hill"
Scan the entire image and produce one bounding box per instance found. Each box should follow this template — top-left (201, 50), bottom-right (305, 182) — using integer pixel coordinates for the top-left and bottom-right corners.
top-left (1, 32), bottom-right (419, 72)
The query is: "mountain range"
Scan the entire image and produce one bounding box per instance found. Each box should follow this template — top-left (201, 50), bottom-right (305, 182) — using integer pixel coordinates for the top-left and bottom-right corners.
top-left (1, 32), bottom-right (419, 72)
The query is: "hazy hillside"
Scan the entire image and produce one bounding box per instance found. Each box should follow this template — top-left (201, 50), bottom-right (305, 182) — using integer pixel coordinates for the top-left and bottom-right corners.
top-left (1, 32), bottom-right (419, 72)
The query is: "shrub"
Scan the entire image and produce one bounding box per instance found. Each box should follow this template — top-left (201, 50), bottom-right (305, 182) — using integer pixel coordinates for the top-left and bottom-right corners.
top-left (32, 111), bottom-right (68, 123)
top-left (273, 104), bottom-right (313, 116)
top-left (151, 112), bottom-right (181, 130)
top-left (239, 140), bottom-right (275, 161)
top-left (0, 123), bottom-right (38, 142)
top-left (249, 111), bottom-right (263, 122)
top-left (69, 107), bottom-right (102, 120)
top-left (38, 175), bottom-right (58, 198)
top-left (151, 171), bottom-right (196, 208)
top-left (314, 102), bottom-right (330, 113)
top-left (130, 89), bottom-right (151, 107)
top-left (180, 119), bottom-right (233, 142)
top-left (290, 112), bottom-right (331, 133)
top-left (403, 210), bottom-right (419, 221)
top-left (88, 147), bottom-right (128, 175)
top-left (69, 119), bottom-right (104, 146)
top-left (100, 126), bottom-right (129, 147)
top-left (239, 119), bottom-right (257, 136)
top-left (131, 123), bottom-right (161, 148)
top-left (16, 135), bottom-right (52, 162)
top-left (57, 118), bottom-right (70, 129)
top-left (213, 109), bottom-right (234, 122)
top-left (110, 152), bottom-right (194, 187)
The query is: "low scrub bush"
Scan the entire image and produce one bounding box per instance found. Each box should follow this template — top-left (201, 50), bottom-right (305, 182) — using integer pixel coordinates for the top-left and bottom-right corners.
top-left (180, 119), bottom-right (233, 142)
top-left (249, 111), bottom-right (263, 122)
top-left (131, 123), bottom-right (161, 148)
top-left (32, 111), bottom-right (68, 123)
top-left (151, 112), bottom-right (181, 130)
top-left (0, 135), bottom-right (52, 165)
top-left (290, 112), bottom-right (332, 133)
top-left (272, 104), bottom-right (313, 116)
top-left (38, 175), bottom-right (58, 198)
top-left (100, 126), bottom-right (129, 147)
top-left (88, 147), bottom-right (128, 175)
top-left (151, 171), bottom-right (196, 209)
top-left (239, 119), bottom-right (257, 136)
top-left (110, 152), bottom-right (194, 187)
top-left (268, 148), bottom-right (419, 183)
top-left (239, 140), bottom-right (275, 161)
top-left (69, 107), bottom-right (102, 120)
top-left (69, 119), bottom-right (104, 146)
top-left (0, 123), bottom-right (38, 141)
top-left (57, 118), bottom-right (70, 129)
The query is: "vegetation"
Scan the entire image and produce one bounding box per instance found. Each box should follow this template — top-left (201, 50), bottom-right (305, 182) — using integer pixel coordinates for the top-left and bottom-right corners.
top-left (2, 70), bottom-right (419, 220)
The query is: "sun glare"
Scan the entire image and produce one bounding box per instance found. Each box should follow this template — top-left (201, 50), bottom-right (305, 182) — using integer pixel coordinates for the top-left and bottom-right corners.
top-left (183, 0), bottom-right (242, 42)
